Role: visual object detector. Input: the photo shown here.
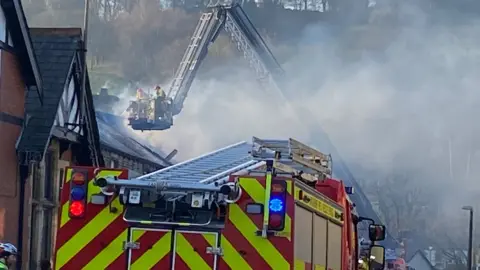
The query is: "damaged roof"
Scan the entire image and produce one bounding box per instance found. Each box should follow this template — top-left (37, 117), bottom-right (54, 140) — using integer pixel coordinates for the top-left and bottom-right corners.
top-left (95, 111), bottom-right (173, 167)
top-left (17, 28), bottom-right (81, 155)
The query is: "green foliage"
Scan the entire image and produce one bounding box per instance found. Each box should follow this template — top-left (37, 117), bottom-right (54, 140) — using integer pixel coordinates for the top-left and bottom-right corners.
top-left (21, 0), bottom-right (370, 89)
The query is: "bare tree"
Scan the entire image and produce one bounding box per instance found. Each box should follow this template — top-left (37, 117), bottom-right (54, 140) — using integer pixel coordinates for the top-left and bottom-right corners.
top-left (370, 173), bottom-right (431, 237)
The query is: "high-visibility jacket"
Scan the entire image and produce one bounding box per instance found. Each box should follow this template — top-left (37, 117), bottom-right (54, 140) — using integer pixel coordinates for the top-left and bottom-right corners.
top-left (0, 260), bottom-right (8, 270)
top-left (156, 88), bottom-right (165, 98)
top-left (136, 89), bottom-right (145, 99)
top-left (359, 260), bottom-right (368, 270)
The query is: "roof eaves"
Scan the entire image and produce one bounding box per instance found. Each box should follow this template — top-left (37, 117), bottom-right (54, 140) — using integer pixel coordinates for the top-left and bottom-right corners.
top-left (3, 0), bottom-right (44, 102)
top-left (42, 55), bottom-right (77, 150)
top-left (84, 68), bottom-right (105, 167)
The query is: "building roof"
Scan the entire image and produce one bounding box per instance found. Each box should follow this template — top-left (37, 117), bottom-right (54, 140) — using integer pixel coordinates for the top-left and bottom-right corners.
top-left (408, 250), bottom-right (437, 270)
top-left (95, 111), bottom-right (173, 167)
top-left (17, 28), bottom-right (80, 155)
top-left (402, 230), bottom-right (434, 262)
top-left (1, 0), bottom-right (43, 100)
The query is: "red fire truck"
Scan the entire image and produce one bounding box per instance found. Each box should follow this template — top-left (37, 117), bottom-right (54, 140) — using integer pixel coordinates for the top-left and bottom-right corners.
top-left (53, 137), bottom-right (386, 270)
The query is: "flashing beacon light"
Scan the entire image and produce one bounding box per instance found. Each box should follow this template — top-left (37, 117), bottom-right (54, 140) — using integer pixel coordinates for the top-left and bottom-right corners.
top-left (268, 180), bottom-right (287, 231)
top-left (68, 169), bottom-right (88, 218)
top-left (269, 198), bottom-right (284, 212)
top-left (69, 201), bottom-right (85, 217)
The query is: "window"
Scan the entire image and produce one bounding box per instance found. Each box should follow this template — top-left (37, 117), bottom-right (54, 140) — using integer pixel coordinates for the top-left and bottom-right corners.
top-left (58, 168), bottom-right (64, 202)
top-left (42, 208), bottom-right (53, 259)
top-left (7, 32), bottom-right (12, 47)
top-left (44, 152), bottom-right (54, 200)
top-left (30, 150), bottom-right (59, 269)
top-left (0, 7), bottom-right (5, 42)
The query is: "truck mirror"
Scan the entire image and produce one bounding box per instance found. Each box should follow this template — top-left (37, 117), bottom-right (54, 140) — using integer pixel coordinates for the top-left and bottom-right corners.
top-left (368, 245), bottom-right (385, 270)
top-left (369, 224), bottom-right (386, 241)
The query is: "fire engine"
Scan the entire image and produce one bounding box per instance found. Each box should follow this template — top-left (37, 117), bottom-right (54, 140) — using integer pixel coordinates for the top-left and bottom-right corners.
top-left (53, 137), bottom-right (386, 270)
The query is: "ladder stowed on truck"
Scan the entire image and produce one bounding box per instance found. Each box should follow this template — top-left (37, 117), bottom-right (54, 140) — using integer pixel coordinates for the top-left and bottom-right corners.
top-left (53, 137), bottom-right (387, 270)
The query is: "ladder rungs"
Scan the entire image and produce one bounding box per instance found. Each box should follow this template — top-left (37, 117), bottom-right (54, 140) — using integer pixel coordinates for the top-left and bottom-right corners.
top-left (289, 138), bottom-right (330, 161)
top-left (251, 137), bottom-right (332, 178)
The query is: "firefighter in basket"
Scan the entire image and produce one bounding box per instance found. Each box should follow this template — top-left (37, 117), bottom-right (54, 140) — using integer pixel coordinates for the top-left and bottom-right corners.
top-left (136, 88), bottom-right (146, 100)
top-left (154, 85), bottom-right (169, 120)
top-left (135, 88), bottom-right (149, 119)
top-left (155, 85), bottom-right (166, 100)
top-left (127, 88), bottom-right (144, 120)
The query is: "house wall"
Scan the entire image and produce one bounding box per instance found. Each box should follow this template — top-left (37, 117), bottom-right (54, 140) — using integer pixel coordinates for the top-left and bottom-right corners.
top-left (27, 138), bottom-right (74, 269)
top-left (0, 4), bottom-right (29, 257)
top-left (25, 143), bottom-right (164, 268)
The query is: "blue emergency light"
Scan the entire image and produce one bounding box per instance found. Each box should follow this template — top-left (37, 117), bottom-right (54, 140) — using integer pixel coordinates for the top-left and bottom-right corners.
top-left (71, 187), bottom-right (86, 201)
top-left (267, 180), bottom-right (287, 231)
top-left (269, 198), bottom-right (284, 213)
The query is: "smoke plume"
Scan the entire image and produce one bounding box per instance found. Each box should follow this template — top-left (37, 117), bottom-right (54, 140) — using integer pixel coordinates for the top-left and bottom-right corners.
top-left (129, 0), bottom-right (480, 236)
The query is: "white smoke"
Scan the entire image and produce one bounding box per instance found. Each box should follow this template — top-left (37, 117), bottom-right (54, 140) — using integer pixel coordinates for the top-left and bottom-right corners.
top-left (125, 1), bottom-right (480, 237)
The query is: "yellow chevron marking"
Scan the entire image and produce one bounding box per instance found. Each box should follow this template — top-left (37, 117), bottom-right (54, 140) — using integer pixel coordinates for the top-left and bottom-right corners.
top-left (315, 264), bottom-right (326, 270)
top-left (286, 180), bottom-right (292, 195)
top-left (56, 198), bottom-right (122, 269)
top-left (63, 168), bottom-right (74, 184)
top-left (214, 234), bottom-right (252, 270)
top-left (295, 259), bottom-right (305, 270)
top-left (229, 204), bottom-right (289, 269)
top-left (239, 178), bottom-right (292, 240)
top-left (175, 233), bottom-right (212, 270)
top-left (60, 169), bottom-right (74, 227)
top-left (131, 231), bottom-right (171, 269)
top-left (60, 169), bottom-right (123, 227)
top-left (81, 229), bottom-right (143, 269)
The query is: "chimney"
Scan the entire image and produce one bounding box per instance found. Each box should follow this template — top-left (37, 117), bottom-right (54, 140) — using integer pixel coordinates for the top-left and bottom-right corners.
top-left (92, 87), bottom-right (120, 113)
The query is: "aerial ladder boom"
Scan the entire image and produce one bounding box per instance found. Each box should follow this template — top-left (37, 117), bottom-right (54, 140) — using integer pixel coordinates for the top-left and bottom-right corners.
top-left (168, 3), bottom-right (285, 115)
top-left (128, 3), bottom-right (285, 131)
top-left (224, 5), bottom-right (284, 85)
top-left (168, 10), bottom-right (225, 115)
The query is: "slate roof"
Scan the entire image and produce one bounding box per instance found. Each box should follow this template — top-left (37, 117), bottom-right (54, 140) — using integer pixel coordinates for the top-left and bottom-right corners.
top-left (95, 111), bottom-right (173, 167)
top-left (17, 28), bottom-right (80, 155)
top-left (408, 250), bottom-right (437, 270)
